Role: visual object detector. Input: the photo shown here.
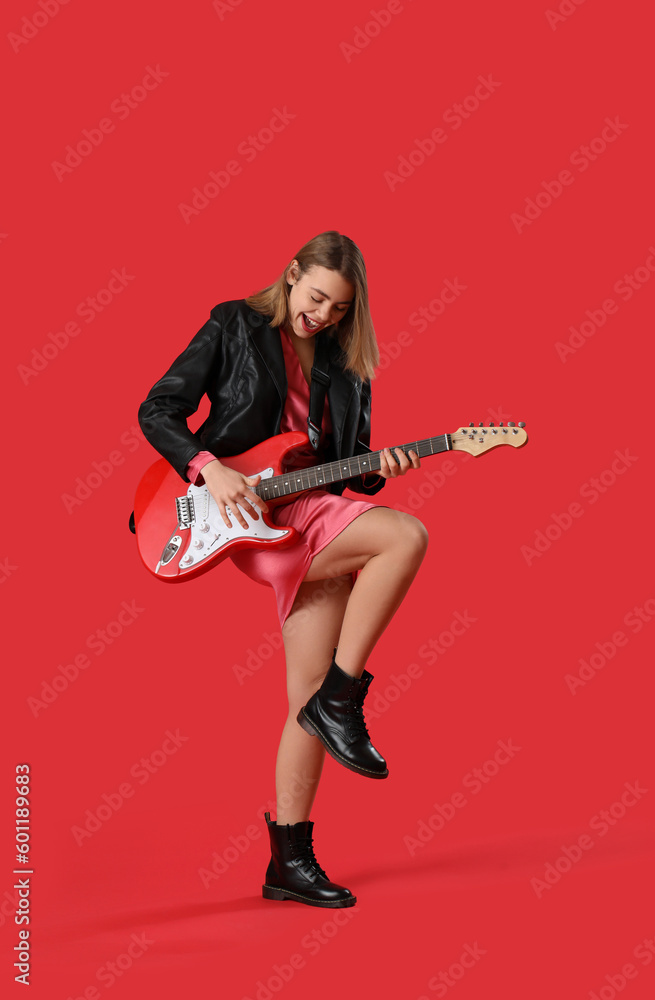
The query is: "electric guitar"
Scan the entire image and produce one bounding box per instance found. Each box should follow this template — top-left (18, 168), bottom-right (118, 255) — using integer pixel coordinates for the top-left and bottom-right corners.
top-left (133, 422), bottom-right (528, 582)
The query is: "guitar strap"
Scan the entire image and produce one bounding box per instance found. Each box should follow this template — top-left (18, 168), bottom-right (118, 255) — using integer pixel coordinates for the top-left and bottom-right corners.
top-left (307, 331), bottom-right (330, 450)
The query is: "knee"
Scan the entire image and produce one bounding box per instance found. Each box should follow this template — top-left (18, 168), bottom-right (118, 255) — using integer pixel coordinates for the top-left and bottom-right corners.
top-left (398, 512), bottom-right (429, 560)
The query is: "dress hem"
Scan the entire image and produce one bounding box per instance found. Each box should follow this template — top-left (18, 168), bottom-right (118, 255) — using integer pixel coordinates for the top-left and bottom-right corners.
top-left (278, 503), bottom-right (391, 627)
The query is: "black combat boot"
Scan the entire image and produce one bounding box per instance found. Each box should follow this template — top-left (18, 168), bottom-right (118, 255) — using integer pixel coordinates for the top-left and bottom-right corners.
top-left (261, 812), bottom-right (356, 908)
top-left (296, 650), bottom-right (388, 779)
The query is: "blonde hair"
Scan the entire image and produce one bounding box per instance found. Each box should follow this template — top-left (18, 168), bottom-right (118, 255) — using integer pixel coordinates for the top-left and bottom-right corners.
top-left (245, 230), bottom-right (379, 381)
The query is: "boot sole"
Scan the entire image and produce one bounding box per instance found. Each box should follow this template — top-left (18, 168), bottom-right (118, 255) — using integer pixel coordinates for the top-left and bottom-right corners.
top-left (262, 884), bottom-right (357, 907)
top-left (297, 708), bottom-right (389, 779)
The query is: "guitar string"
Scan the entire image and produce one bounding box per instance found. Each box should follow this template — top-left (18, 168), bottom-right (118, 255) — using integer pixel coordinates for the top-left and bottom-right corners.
top-left (252, 434), bottom-right (452, 500)
top-left (252, 429), bottom-right (524, 499)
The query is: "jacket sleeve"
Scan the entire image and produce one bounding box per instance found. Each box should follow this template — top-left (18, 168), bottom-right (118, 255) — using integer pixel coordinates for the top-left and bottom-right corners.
top-left (345, 379), bottom-right (386, 496)
top-left (138, 310), bottom-right (223, 482)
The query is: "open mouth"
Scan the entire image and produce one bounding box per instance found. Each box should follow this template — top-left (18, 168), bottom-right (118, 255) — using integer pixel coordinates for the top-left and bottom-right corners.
top-left (301, 313), bottom-right (320, 332)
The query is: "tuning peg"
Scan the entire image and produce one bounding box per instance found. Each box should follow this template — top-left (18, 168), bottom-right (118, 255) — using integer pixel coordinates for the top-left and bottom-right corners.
top-left (508, 421), bottom-right (515, 427)
top-left (499, 422), bottom-right (503, 427)
top-left (479, 422), bottom-right (484, 427)
top-left (469, 422), bottom-right (474, 427)
top-left (489, 422), bottom-right (494, 426)
top-left (518, 421), bottom-right (526, 427)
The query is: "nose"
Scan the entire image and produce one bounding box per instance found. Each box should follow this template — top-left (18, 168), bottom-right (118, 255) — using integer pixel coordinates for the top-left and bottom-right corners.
top-left (315, 304), bottom-right (334, 324)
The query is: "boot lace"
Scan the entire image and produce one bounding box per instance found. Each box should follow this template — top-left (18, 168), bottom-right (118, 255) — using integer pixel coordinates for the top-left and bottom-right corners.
top-left (290, 832), bottom-right (329, 881)
top-left (345, 678), bottom-right (371, 742)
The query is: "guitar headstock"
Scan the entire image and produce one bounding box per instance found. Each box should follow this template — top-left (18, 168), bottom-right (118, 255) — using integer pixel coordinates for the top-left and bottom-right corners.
top-left (450, 422), bottom-right (528, 456)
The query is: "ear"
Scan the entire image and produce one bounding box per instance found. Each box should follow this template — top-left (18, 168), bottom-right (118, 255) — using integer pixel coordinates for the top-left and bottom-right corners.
top-left (286, 259), bottom-right (299, 285)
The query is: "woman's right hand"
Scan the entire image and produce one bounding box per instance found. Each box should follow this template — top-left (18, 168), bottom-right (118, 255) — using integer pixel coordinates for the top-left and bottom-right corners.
top-left (200, 459), bottom-right (269, 530)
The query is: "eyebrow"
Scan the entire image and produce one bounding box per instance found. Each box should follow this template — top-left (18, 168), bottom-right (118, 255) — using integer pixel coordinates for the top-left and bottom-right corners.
top-left (310, 286), bottom-right (353, 305)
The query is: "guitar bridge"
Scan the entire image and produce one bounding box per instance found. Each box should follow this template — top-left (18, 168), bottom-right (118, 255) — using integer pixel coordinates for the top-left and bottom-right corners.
top-left (175, 495), bottom-right (195, 528)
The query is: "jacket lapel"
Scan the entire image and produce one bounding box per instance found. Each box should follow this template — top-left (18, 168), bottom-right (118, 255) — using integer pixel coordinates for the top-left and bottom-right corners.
top-left (325, 334), bottom-right (359, 456)
top-left (245, 310), bottom-right (287, 407)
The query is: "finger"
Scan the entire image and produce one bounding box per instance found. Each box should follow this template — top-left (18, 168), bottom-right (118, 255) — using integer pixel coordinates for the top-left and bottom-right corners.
top-left (245, 489), bottom-right (269, 514)
top-left (249, 494), bottom-right (269, 515)
top-left (244, 475), bottom-right (269, 513)
top-left (219, 504), bottom-right (234, 529)
top-left (384, 447), bottom-right (399, 477)
top-left (236, 495), bottom-right (261, 521)
top-left (226, 502), bottom-right (249, 530)
top-left (378, 449), bottom-right (390, 478)
top-left (408, 449), bottom-right (421, 468)
top-left (394, 447), bottom-right (411, 474)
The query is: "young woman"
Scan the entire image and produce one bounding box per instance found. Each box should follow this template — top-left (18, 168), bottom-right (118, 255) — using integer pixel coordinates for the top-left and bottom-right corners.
top-left (138, 231), bottom-right (428, 908)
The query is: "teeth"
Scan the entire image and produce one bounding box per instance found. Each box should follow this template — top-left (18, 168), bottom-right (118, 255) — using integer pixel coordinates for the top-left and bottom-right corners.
top-left (304, 314), bottom-right (318, 328)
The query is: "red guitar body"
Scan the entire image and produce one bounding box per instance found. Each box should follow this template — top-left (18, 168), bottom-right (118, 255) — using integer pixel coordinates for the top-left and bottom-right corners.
top-left (134, 431), bottom-right (310, 582)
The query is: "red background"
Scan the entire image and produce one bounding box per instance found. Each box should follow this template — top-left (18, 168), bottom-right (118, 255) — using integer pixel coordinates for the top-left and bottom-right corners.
top-left (3, 0), bottom-right (654, 997)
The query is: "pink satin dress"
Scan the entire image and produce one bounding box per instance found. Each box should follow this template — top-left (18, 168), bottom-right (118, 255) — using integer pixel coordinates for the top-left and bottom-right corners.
top-left (229, 326), bottom-right (384, 626)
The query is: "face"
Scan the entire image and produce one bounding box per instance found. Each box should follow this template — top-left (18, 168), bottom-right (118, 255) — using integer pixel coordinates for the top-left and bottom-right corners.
top-left (285, 263), bottom-right (355, 340)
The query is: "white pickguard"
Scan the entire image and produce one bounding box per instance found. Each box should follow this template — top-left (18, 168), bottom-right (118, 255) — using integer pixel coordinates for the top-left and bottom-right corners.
top-left (158, 465), bottom-right (291, 573)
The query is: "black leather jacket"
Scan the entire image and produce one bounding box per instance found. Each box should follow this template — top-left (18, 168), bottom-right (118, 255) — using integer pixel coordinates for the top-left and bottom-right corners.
top-left (138, 298), bottom-right (385, 497)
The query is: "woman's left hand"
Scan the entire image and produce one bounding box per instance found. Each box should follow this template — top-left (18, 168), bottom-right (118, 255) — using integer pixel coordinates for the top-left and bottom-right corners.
top-left (378, 447), bottom-right (421, 479)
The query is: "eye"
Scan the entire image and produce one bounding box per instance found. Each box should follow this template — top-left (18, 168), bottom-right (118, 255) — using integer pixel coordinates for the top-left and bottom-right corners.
top-left (311, 295), bottom-right (349, 314)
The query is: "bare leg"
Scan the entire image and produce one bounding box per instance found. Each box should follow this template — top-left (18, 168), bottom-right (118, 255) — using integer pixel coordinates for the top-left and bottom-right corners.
top-left (275, 574), bottom-right (353, 824)
top-left (303, 508), bottom-right (428, 678)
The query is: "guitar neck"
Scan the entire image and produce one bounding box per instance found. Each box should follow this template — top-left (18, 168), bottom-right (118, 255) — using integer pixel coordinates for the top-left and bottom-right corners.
top-left (254, 434), bottom-right (452, 502)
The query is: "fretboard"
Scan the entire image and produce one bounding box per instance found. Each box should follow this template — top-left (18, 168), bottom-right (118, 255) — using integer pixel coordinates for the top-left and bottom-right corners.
top-left (254, 434), bottom-right (451, 502)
